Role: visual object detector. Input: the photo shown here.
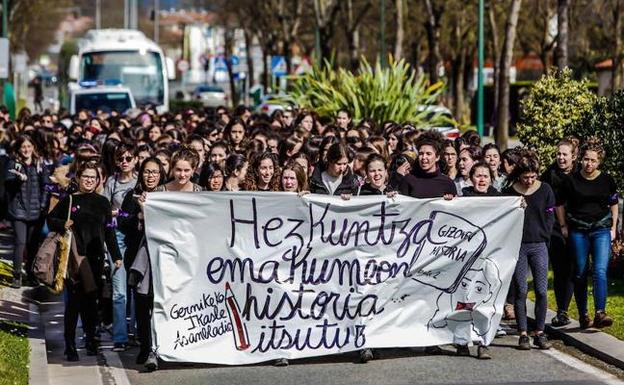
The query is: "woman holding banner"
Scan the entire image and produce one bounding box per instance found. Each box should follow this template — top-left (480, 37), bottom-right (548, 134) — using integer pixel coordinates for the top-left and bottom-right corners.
top-left (504, 150), bottom-right (555, 350)
top-left (119, 157), bottom-right (167, 371)
top-left (309, 142), bottom-right (358, 197)
top-left (154, 148), bottom-right (203, 192)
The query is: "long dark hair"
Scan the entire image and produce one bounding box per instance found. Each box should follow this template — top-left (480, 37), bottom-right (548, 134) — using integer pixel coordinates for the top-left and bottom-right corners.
top-left (199, 161), bottom-right (225, 191)
top-left (243, 151), bottom-right (281, 191)
top-left (134, 157), bottom-right (167, 194)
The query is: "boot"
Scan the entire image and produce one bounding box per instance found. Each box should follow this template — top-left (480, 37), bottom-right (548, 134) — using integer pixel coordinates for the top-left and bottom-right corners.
top-left (65, 345), bottom-right (79, 362)
top-left (593, 311), bottom-right (613, 329)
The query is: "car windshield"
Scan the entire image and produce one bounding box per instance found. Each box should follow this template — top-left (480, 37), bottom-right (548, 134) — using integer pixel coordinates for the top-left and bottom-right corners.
top-left (75, 92), bottom-right (132, 113)
top-left (81, 51), bottom-right (164, 107)
top-left (196, 86), bottom-right (223, 93)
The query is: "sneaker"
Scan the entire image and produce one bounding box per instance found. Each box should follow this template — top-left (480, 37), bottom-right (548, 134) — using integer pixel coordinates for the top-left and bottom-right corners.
top-left (274, 358), bottom-right (289, 367)
top-left (477, 345), bottom-right (492, 360)
top-left (495, 327), bottom-right (507, 337)
top-left (518, 335), bottom-right (531, 350)
top-left (533, 333), bottom-right (552, 350)
top-left (579, 314), bottom-right (593, 329)
top-left (10, 277), bottom-right (21, 289)
top-left (551, 311), bottom-right (571, 327)
top-left (424, 345), bottom-right (443, 354)
top-left (593, 311), bottom-right (613, 329)
top-left (144, 352), bottom-right (158, 372)
top-left (112, 342), bottom-right (127, 352)
top-left (503, 303), bottom-right (515, 320)
top-left (456, 345), bottom-right (470, 356)
top-left (359, 348), bottom-right (374, 363)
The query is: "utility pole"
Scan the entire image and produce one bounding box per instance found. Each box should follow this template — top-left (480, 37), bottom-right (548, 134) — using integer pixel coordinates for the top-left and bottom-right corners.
top-left (154, 0), bottom-right (159, 43)
top-left (1, 0), bottom-right (6, 38)
top-left (95, 0), bottom-right (101, 29)
top-left (477, 0), bottom-right (484, 137)
top-left (380, 0), bottom-right (386, 68)
top-left (124, 0), bottom-right (128, 29)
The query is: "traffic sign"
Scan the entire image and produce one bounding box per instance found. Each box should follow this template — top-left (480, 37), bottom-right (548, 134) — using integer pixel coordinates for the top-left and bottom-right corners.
top-left (271, 56), bottom-right (287, 77)
top-left (0, 38), bottom-right (9, 79)
top-left (214, 56), bottom-right (228, 72)
top-left (177, 59), bottom-right (189, 72)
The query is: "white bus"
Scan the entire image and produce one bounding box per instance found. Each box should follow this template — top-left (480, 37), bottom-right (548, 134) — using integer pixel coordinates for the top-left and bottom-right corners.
top-left (69, 29), bottom-right (175, 112)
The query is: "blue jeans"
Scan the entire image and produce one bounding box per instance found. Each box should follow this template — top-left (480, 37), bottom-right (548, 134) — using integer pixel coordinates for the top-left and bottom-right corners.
top-left (569, 227), bottom-right (611, 315)
top-left (112, 229), bottom-right (128, 344)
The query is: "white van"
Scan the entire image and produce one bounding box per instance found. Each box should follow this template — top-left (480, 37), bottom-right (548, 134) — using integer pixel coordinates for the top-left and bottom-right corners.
top-left (70, 85), bottom-right (136, 115)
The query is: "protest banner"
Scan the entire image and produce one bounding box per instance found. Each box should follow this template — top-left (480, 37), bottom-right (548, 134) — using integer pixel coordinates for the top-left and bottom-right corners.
top-left (144, 192), bottom-right (524, 365)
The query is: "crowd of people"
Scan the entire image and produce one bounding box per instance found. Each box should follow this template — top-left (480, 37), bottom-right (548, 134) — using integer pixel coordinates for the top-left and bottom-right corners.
top-left (0, 102), bottom-right (619, 369)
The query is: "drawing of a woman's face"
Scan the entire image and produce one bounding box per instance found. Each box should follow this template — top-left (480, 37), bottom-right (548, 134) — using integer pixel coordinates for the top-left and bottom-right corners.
top-left (451, 269), bottom-right (491, 311)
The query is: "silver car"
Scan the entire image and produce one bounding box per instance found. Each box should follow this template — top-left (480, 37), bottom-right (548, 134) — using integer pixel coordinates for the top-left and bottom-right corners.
top-left (193, 85), bottom-right (228, 107)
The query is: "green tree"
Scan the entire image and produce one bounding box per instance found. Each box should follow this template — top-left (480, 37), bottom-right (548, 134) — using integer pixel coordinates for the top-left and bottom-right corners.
top-left (569, 91), bottom-right (624, 192)
top-left (517, 68), bottom-right (596, 170)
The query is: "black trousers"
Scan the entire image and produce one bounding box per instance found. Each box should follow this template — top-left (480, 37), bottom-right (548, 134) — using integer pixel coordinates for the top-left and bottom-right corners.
top-left (135, 291), bottom-right (153, 354)
top-left (11, 219), bottom-right (42, 278)
top-left (64, 281), bottom-right (98, 349)
top-left (549, 232), bottom-right (575, 312)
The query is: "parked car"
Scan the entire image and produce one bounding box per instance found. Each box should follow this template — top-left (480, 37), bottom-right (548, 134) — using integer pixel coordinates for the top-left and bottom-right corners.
top-left (70, 85), bottom-right (136, 115)
top-left (254, 94), bottom-right (294, 115)
top-left (418, 105), bottom-right (461, 139)
top-left (193, 85), bottom-right (228, 107)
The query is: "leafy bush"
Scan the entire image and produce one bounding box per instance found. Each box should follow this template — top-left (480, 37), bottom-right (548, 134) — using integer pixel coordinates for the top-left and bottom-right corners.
top-left (169, 100), bottom-right (205, 114)
top-left (287, 57), bottom-right (448, 126)
top-left (517, 68), bottom-right (596, 170)
top-left (569, 91), bottom-right (624, 193)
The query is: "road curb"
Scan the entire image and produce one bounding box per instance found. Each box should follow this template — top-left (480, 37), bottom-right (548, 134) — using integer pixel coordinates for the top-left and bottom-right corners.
top-left (28, 300), bottom-right (50, 385)
top-left (527, 300), bottom-right (624, 370)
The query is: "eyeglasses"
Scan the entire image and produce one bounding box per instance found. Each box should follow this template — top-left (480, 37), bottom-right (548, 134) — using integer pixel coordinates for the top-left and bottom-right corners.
top-left (143, 169), bottom-right (160, 176)
top-left (117, 156), bottom-right (134, 163)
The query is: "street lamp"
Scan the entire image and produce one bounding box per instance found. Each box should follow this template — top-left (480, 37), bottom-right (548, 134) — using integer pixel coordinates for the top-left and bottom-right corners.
top-left (380, 0), bottom-right (386, 68)
top-left (477, 0), bottom-right (485, 137)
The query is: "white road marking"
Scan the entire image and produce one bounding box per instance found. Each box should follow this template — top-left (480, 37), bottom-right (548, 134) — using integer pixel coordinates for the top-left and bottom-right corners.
top-left (542, 348), bottom-right (624, 385)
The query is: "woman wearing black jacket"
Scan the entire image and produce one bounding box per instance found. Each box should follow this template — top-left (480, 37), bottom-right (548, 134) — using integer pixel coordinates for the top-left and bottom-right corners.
top-left (117, 157), bottom-right (166, 370)
top-left (309, 142), bottom-right (357, 196)
top-left (6, 134), bottom-right (49, 287)
top-left (540, 137), bottom-right (578, 327)
top-left (357, 153), bottom-right (395, 196)
top-left (48, 161), bottom-right (122, 361)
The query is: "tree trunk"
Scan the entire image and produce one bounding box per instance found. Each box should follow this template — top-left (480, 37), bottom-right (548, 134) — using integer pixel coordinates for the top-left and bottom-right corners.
top-left (424, 0), bottom-right (443, 82)
top-left (613, 0), bottom-right (623, 92)
top-left (488, 1), bottom-right (501, 130)
top-left (452, 51), bottom-right (466, 122)
top-left (394, 0), bottom-right (404, 60)
top-left (496, 0), bottom-right (522, 151)
top-left (262, 43), bottom-right (270, 94)
top-left (244, 30), bottom-right (255, 86)
top-left (313, 0), bottom-right (340, 65)
top-left (343, 0), bottom-right (361, 71)
top-left (555, 0), bottom-right (569, 69)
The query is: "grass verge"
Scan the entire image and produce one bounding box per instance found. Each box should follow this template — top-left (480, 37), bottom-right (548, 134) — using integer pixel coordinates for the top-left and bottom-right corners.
top-left (528, 272), bottom-right (624, 340)
top-left (0, 261), bottom-right (13, 288)
top-left (0, 320), bottom-right (29, 385)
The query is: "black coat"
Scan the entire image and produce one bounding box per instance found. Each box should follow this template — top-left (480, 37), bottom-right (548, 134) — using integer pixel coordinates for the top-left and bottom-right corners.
top-left (117, 189), bottom-right (144, 269)
top-left (309, 165), bottom-right (358, 195)
top-left (5, 158), bottom-right (49, 221)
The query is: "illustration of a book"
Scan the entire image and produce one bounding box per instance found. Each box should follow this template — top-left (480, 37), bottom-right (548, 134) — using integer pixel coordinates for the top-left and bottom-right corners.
top-left (225, 282), bottom-right (251, 350)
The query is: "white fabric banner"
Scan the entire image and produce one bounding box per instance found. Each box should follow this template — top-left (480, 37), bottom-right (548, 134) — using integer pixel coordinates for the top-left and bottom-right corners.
top-left (144, 192), bottom-right (524, 365)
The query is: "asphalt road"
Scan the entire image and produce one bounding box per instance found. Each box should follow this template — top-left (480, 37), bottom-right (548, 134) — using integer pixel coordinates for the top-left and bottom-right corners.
top-left (115, 332), bottom-right (624, 385)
